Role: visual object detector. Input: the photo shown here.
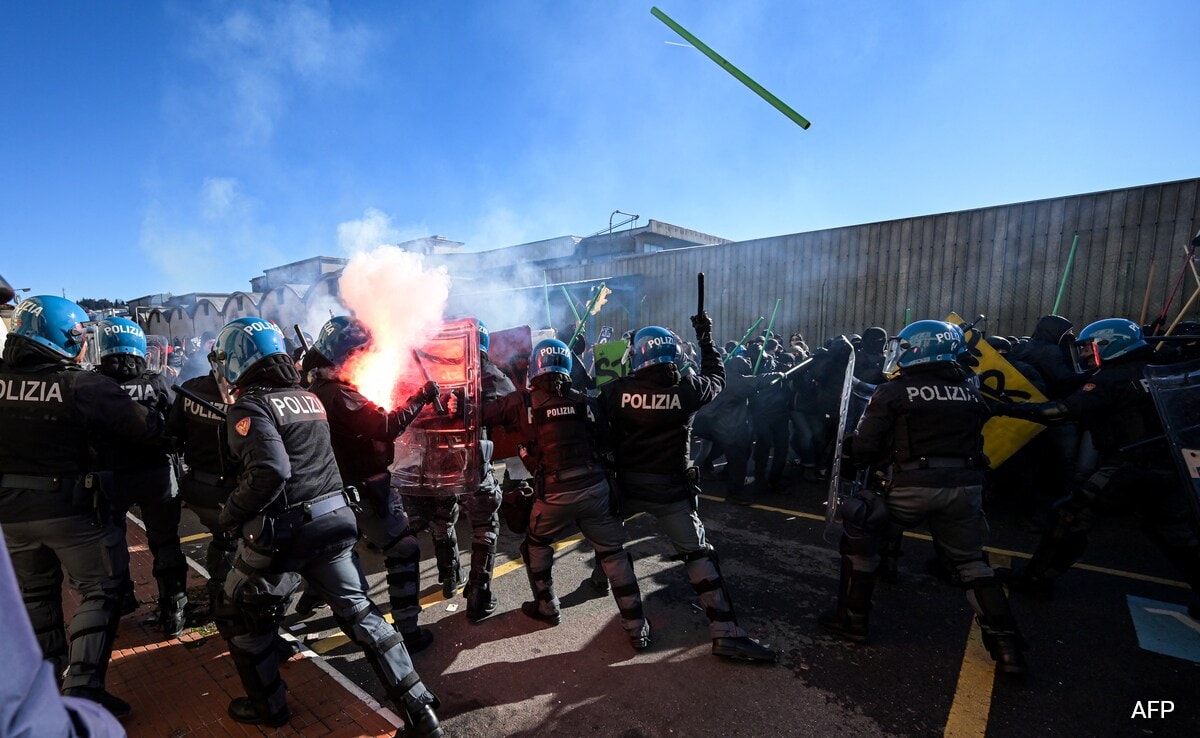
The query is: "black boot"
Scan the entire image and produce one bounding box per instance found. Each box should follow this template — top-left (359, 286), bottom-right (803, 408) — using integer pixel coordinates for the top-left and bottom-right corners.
top-left (465, 584), bottom-right (497, 622)
top-left (395, 686), bottom-right (443, 738)
top-left (818, 557), bottom-right (875, 645)
top-left (711, 636), bottom-right (777, 662)
top-left (433, 539), bottom-right (462, 599)
top-left (226, 643), bottom-right (289, 726)
top-left (971, 578), bottom-right (1028, 677)
top-left (156, 571), bottom-right (188, 639)
top-left (294, 586), bottom-right (328, 618)
top-left (62, 687), bottom-right (132, 718)
top-left (402, 627), bottom-right (435, 654)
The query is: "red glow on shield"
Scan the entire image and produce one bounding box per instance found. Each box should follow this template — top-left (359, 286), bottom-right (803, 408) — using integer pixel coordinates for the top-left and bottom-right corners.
top-left (336, 246), bottom-right (451, 409)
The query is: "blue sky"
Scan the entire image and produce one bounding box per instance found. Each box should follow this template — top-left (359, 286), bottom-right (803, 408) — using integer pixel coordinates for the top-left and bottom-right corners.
top-left (3, 1), bottom-right (1198, 301)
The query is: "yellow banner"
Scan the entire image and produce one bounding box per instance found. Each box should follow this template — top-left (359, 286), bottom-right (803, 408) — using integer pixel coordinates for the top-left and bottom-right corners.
top-left (947, 312), bottom-right (1047, 467)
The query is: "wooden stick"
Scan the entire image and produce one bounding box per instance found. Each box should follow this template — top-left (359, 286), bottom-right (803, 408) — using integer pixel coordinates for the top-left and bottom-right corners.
top-left (1139, 260), bottom-right (1157, 326)
top-left (1163, 282), bottom-right (1200, 338)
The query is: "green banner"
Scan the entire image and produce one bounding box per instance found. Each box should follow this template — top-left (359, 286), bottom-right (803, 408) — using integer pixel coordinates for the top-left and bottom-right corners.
top-left (593, 340), bottom-right (629, 387)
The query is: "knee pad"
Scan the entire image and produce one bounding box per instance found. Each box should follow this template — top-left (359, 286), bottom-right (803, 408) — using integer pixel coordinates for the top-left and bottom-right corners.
top-left (381, 532), bottom-right (421, 562)
top-left (839, 491), bottom-right (890, 540)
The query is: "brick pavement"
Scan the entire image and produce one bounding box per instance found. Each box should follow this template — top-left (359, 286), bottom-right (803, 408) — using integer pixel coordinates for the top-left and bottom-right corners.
top-left (64, 522), bottom-right (400, 738)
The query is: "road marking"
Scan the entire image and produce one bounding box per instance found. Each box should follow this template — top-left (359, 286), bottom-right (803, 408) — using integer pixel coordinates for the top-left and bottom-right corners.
top-left (1145, 608), bottom-right (1200, 635)
top-left (180, 532), bottom-right (213, 544)
top-left (699, 495), bottom-right (1189, 588)
top-left (943, 621), bottom-right (995, 737)
top-left (309, 532), bottom-right (588, 655)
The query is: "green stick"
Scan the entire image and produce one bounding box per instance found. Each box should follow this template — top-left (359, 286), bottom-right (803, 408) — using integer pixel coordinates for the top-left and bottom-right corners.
top-left (651, 6), bottom-right (811, 130)
top-left (1052, 233), bottom-right (1080, 315)
top-left (904, 307), bottom-right (911, 325)
top-left (567, 282), bottom-right (606, 348)
top-left (753, 298), bottom-right (781, 374)
top-left (560, 285), bottom-right (582, 324)
top-left (724, 316), bottom-right (765, 364)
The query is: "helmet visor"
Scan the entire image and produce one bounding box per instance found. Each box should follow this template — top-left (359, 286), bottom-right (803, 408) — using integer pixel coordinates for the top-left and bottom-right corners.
top-left (208, 349), bottom-right (238, 404)
top-left (882, 336), bottom-right (905, 376)
top-left (1069, 338), bottom-right (1101, 374)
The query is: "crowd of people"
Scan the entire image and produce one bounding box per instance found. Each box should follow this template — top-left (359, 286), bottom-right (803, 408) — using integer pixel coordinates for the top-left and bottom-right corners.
top-left (1, 291), bottom-right (1198, 737)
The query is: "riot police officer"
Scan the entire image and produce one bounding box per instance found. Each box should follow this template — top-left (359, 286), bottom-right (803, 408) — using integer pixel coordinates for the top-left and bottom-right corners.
top-left (304, 316), bottom-right (440, 652)
top-left (601, 316), bottom-right (777, 662)
top-left (482, 338), bottom-right (651, 648)
top-left (997, 319), bottom-right (1200, 604)
top-left (208, 318), bottom-right (442, 735)
top-left (821, 320), bottom-right (1027, 676)
top-left (407, 319), bottom-right (515, 620)
top-left (94, 317), bottom-right (187, 637)
top-left (0, 296), bottom-right (164, 717)
top-left (166, 366), bottom-right (236, 613)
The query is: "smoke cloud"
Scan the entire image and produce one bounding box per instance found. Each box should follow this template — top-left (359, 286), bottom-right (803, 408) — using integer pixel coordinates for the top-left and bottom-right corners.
top-left (337, 246), bottom-right (451, 409)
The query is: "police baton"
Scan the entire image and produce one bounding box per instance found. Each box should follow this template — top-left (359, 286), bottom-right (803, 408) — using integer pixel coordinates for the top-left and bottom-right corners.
top-left (411, 350), bottom-right (447, 415)
top-left (697, 272), bottom-right (705, 315)
top-left (172, 384), bottom-right (227, 419)
top-left (293, 324), bottom-right (310, 353)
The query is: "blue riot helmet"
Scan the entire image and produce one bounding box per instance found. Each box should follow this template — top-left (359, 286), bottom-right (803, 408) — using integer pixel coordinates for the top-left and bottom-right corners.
top-left (631, 326), bottom-right (679, 373)
top-left (529, 338), bottom-right (572, 380)
top-left (1072, 318), bottom-right (1148, 371)
top-left (209, 317), bottom-right (289, 403)
top-left (477, 319), bottom-right (490, 354)
top-left (882, 320), bottom-right (965, 375)
top-left (312, 316), bottom-right (371, 367)
top-left (8, 295), bottom-right (88, 360)
top-left (97, 317), bottom-right (147, 359)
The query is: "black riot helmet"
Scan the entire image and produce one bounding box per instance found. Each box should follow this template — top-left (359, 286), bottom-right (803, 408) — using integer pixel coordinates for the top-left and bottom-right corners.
top-left (860, 327), bottom-right (888, 354)
top-left (1031, 315), bottom-right (1075, 347)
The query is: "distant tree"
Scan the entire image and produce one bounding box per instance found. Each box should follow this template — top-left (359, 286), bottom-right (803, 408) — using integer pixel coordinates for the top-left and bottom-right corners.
top-left (76, 298), bottom-right (127, 311)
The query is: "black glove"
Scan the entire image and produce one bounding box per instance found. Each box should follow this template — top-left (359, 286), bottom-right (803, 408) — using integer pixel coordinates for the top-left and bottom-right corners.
top-left (690, 311), bottom-right (714, 344)
top-left (217, 500), bottom-right (249, 533)
top-left (992, 399), bottom-right (1068, 424)
top-left (413, 380), bottom-right (440, 404)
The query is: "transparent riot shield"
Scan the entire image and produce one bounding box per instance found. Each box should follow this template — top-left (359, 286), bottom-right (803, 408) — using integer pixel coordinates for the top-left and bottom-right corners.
top-left (145, 335), bottom-right (170, 374)
top-left (824, 353), bottom-right (878, 542)
top-left (1145, 357), bottom-right (1200, 527)
top-left (80, 322), bottom-right (103, 370)
top-left (389, 318), bottom-right (481, 497)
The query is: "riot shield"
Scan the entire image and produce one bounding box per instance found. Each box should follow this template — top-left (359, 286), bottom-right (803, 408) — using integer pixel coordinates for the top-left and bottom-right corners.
top-left (1145, 357), bottom-right (1200, 526)
top-left (389, 318), bottom-right (482, 497)
top-left (487, 325), bottom-right (532, 461)
top-left (145, 335), bottom-right (170, 375)
top-left (823, 351), bottom-right (858, 541)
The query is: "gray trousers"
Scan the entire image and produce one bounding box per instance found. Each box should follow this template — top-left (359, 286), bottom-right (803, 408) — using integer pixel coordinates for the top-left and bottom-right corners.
top-left (524, 477), bottom-right (648, 637)
top-left (354, 490), bottom-right (422, 632)
top-left (3, 513), bottom-right (128, 691)
top-left (849, 484), bottom-right (993, 584)
top-left (110, 466), bottom-right (186, 605)
top-left (222, 538), bottom-right (429, 716)
top-left (622, 495), bottom-right (749, 639)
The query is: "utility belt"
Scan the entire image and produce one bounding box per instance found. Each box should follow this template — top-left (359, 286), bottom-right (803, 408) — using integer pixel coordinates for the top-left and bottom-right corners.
top-left (892, 456), bottom-right (976, 472)
top-left (281, 490), bottom-right (349, 523)
top-left (243, 490), bottom-right (350, 551)
top-left (0, 472), bottom-right (110, 525)
top-left (0, 473), bottom-right (76, 491)
top-left (543, 464), bottom-right (603, 485)
top-left (617, 468), bottom-right (701, 507)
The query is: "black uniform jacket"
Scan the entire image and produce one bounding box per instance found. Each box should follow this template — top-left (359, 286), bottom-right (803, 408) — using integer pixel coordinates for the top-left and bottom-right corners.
top-left (600, 341), bottom-right (724, 475)
top-left (851, 364), bottom-right (989, 488)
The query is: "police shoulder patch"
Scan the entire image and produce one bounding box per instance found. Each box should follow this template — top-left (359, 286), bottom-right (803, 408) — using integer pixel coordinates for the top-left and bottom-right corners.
top-left (1081, 383), bottom-right (1097, 392)
top-left (235, 417), bottom-right (252, 436)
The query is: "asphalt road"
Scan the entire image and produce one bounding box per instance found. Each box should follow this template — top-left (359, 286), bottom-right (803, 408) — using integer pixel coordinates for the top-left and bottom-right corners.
top-left (176, 472), bottom-right (1200, 738)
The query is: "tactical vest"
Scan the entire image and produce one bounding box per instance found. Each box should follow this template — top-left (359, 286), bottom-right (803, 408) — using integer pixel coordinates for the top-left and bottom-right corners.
top-left (607, 376), bottom-right (694, 474)
top-left (177, 374), bottom-right (230, 476)
top-left (890, 373), bottom-right (988, 464)
top-left (238, 386), bottom-right (343, 514)
top-left (105, 371), bottom-right (171, 471)
top-left (1088, 361), bottom-right (1163, 461)
top-left (528, 390), bottom-right (595, 477)
top-left (0, 362), bottom-right (87, 475)
top-left (309, 378), bottom-right (392, 486)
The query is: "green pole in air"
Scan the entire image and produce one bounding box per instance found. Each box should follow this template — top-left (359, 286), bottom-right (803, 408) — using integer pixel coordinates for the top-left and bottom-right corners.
top-left (904, 307), bottom-right (911, 325)
top-left (1052, 232), bottom-right (1080, 315)
top-left (651, 6), bottom-right (811, 131)
top-left (724, 316), bottom-right (765, 364)
top-left (753, 298), bottom-right (782, 374)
